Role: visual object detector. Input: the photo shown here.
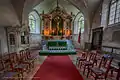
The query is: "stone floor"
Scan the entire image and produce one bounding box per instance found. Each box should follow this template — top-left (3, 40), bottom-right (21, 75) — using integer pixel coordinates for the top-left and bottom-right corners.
top-left (23, 54), bottom-right (117, 80)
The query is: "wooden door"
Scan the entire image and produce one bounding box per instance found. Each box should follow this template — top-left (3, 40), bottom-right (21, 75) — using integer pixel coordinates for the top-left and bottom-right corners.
top-left (91, 27), bottom-right (103, 50)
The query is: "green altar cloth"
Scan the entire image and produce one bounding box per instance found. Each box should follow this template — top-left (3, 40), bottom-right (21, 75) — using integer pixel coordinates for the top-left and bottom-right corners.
top-left (39, 40), bottom-right (76, 55)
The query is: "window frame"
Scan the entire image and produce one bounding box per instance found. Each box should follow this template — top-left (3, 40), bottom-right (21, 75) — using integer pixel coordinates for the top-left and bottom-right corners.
top-left (108, 0), bottom-right (120, 26)
top-left (9, 33), bottom-right (15, 45)
top-left (29, 14), bottom-right (36, 33)
top-left (78, 16), bottom-right (84, 34)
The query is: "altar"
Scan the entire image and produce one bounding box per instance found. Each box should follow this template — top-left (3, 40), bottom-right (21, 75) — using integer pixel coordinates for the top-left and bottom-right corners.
top-left (39, 40), bottom-right (76, 55)
top-left (41, 4), bottom-right (73, 40)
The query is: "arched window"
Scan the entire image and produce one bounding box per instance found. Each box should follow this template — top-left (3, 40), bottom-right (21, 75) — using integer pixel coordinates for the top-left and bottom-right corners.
top-left (109, 0), bottom-right (120, 25)
top-left (78, 16), bottom-right (84, 33)
top-left (29, 14), bottom-right (36, 33)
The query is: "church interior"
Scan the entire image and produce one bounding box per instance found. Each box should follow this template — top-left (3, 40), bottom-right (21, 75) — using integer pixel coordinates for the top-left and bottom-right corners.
top-left (0, 0), bottom-right (120, 80)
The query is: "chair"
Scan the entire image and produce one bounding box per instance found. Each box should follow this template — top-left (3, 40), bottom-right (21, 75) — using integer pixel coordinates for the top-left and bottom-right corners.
top-left (8, 52), bottom-right (30, 80)
top-left (116, 62), bottom-right (120, 80)
top-left (0, 55), bottom-right (20, 80)
top-left (19, 49), bottom-right (37, 69)
top-left (18, 50), bottom-right (32, 71)
top-left (25, 49), bottom-right (35, 68)
top-left (76, 51), bottom-right (88, 69)
top-left (82, 52), bottom-right (97, 75)
top-left (87, 56), bottom-right (113, 80)
top-left (26, 49), bottom-right (38, 61)
top-left (109, 53), bottom-right (120, 80)
top-left (0, 59), bottom-right (5, 75)
top-left (110, 61), bottom-right (120, 80)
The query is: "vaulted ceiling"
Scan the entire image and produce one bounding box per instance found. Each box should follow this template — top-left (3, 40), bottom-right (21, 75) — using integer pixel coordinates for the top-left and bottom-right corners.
top-left (33, 0), bottom-right (80, 17)
top-left (0, 0), bottom-right (104, 27)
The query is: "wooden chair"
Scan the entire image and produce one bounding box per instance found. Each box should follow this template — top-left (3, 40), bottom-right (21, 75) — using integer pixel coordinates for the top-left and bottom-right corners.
top-left (76, 51), bottom-right (88, 69)
top-left (18, 50), bottom-right (32, 71)
top-left (0, 59), bottom-right (4, 74)
top-left (20, 49), bottom-right (35, 69)
top-left (117, 62), bottom-right (120, 80)
top-left (2, 54), bottom-right (12, 71)
top-left (26, 49), bottom-right (38, 61)
top-left (8, 52), bottom-right (30, 80)
top-left (110, 61), bottom-right (120, 80)
top-left (0, 55), bottom-right (20, 80)
top-left (109, 53), bottom-right (120, 80)
top-left (82, 52), bottom-right (97, 75)
top-left (19, 48), bottom-right (37, 69)
top-left (25, 49), bottom-right (35, 68)
top-left (87, 56), bottom-right (113, 80)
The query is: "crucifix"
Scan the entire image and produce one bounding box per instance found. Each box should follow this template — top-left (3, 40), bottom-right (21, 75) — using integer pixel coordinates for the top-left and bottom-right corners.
top-left (54, 16), bottom-right (60, 35)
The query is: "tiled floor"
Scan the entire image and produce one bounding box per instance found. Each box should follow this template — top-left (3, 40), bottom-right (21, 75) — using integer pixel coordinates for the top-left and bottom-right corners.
top-left (24, 54), bottom-right (118, 80)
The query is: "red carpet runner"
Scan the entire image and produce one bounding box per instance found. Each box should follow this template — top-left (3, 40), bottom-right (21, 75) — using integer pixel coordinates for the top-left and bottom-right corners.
top-left (33, 56), bottom-right (83, 80)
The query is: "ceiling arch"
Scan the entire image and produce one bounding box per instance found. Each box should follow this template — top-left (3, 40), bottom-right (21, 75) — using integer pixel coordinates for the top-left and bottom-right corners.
top-left (11, 0), bottom-right (25, 25)
top-left (0, 0), bottom-right (103, 27)
top-left (0, 0), bottom-right (20, 26)
top-left (34, 0), bottom-right (80, 16)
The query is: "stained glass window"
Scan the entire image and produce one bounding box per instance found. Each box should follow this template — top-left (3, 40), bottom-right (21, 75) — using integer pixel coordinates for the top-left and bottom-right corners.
top-left (115, 0), bottom-right (120, 23)
top-left (29, 15), bottom-right (36, 33)
top-left (78, 16), bottom-right (84, 33)
top-left (109, 0), bottom-right (120, 25)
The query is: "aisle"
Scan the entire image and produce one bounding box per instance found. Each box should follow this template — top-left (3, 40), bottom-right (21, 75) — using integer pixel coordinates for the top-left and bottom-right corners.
top-left (32, 56), bottom-right (83, 80)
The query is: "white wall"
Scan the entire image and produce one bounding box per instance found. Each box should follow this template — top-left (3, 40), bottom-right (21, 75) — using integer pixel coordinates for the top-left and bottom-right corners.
top-left (29, 33), bottom-right (42, 48)
top-left (0, 27), bottom-right (8, 55)
top-left (0, 0), bottom-right (20, 27)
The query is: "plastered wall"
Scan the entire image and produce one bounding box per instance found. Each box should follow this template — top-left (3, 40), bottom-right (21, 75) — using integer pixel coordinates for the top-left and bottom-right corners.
top-left (0, 27), bottom-right (8, 55)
